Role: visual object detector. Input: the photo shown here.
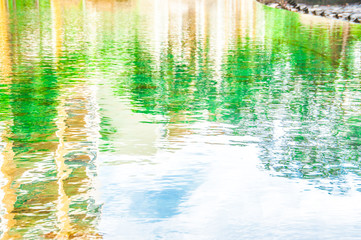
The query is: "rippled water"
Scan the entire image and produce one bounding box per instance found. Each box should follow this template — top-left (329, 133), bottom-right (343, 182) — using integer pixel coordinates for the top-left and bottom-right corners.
top-left (0, 0), bottom-right (361, 239)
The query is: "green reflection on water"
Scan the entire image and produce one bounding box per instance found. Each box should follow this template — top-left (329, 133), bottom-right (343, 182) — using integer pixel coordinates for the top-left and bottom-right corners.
top-left (0, 0), bottom-right (361, 238)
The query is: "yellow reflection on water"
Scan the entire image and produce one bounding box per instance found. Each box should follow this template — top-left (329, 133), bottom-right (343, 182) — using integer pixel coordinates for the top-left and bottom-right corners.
top-left (0, 0), bottom-right (11, 80)
top-left (51, 1), bottom-right (73, 237)
top-left (55, 98), bottom-right (72, 239)
top-left (52, 0), bottom-right (63, 59)
top-left (51, 1), bottom-right (102, 238)
top-left (0, 1), bottom-right (16, 239)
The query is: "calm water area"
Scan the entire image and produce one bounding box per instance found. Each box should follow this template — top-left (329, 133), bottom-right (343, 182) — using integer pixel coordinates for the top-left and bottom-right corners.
top-left (0, 0), bottom-right (361, 239)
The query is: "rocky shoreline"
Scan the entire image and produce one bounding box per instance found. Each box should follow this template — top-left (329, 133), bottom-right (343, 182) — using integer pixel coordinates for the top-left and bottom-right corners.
top-left (259, 0), bottom-right (361, 23)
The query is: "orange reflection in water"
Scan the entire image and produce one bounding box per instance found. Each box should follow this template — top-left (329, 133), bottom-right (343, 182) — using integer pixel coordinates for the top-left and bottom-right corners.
top-left (0, 1), bottom-right (17, 239)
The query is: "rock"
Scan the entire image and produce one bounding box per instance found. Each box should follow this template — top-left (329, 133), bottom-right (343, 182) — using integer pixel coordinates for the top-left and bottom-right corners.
top-left (339, 13), bottom-right (350, 19)
top-left (313, 9), bottom-right (324, 15)
top-left (287, 0), bottom-right (297, 7)
top-left (298, 4), bottom-right (307, 9)
top-left (258, 0), bottom-right (360, 24)
top-left (268, 3), bottom-right (279, 8)
top-left (351, 13), bottom-right (361, 19)
top-left (324, 10), bottom-right (332, 16)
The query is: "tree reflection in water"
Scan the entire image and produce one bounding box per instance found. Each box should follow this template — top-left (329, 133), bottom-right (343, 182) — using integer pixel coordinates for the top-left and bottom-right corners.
top-left (0, 0), bottom-right (360, 238)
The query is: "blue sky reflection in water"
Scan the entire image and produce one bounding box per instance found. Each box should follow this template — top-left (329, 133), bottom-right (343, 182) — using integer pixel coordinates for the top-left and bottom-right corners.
top-left (0, 0), bottom-right (361, 238)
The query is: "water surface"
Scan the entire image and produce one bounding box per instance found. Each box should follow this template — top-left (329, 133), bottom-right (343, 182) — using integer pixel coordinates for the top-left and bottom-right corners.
top-left (0, 0), bottom-right (361, 239)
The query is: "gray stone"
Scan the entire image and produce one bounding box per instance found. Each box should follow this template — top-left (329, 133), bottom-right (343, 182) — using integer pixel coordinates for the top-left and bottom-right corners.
top-left (257, 0), bottom-right (361, 24)
top-left (350, 13), bottom-right (361, 20)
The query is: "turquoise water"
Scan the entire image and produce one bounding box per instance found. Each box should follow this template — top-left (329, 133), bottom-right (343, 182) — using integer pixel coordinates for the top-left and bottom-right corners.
top-left (0, 0), bottom-right (361, 239)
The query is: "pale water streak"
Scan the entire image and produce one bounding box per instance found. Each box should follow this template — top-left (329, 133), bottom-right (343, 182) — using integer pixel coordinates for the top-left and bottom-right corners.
top-left (0, 0), bottom-right (361, 239)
